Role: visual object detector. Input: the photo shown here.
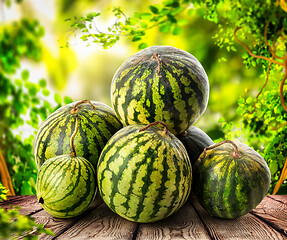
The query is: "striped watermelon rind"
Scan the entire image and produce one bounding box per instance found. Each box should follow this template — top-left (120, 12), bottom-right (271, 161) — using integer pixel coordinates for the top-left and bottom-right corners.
top-left (97, 123), bottom-right (192, 223)
top-left (36, 154), bottom-right (97, 218)
top-left (34, 100), bottom-right (123, 169)
top-left (111, 45), bottom-right (209, 135)
top-left (193, 141), bottom-right (271, 219)
top-left (178, 126), bottom-right (214, 166)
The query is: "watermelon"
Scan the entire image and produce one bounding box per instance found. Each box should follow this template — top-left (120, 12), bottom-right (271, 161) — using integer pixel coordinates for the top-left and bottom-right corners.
top-left (36, 154), bottom-right (96, 218)
top-left (97, 122), bottom-right (192, 223)
top-left (111, 45), bottom-right (209, 135)
top-left (34, 100), bottom-right (122, 169)
top-left (193, 140), bottom-right (271, 219)
top-left (178, 126), bottom-right (214, 166)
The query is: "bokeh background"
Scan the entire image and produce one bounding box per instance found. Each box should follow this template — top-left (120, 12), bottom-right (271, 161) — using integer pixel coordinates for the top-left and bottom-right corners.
top-left (1, 0), bottom-right (286, 196)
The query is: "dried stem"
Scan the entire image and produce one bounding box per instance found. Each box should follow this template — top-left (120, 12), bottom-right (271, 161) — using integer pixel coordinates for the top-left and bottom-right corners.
top-left (70, 100), bottom-right (96, 114)
top-left (263, 20), bottom-right (282, 60)
top-left (152, 53), bottom-right (162, 77)
top-left (279, 61), bottom-right (287, 111)
top-left (251, 60), bottom-right (273, 114)
top-left (70, 114), bottom-right (79, 157)
top-left (198, 140), bottom-right (242, 163)
top-left (272, 156), bottom-right (287, 195)
top-left (138, 121), bottom-right (168, 136)
top-left (233, 27), bottom-right (284, 66)
top-left (270, 120), bottom-right (287, 131)
top-left (234, 23), bottom-right (287, 112)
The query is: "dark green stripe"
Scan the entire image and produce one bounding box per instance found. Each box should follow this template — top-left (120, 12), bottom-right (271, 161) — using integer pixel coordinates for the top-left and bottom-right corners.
top-left (131, 140), bottom-right (163, 221)
top-left (55, 115), bottom-right (73, 156)
top-left (120, 65), bottom-right (148, 125)
top-left (38, 155), bottom-right (69, 194)
top-left (113, 65), bottom-right (143, 124)
top-left (43, 157), bottom-right (95, 216)
top-left (149, 145), bottom-right (168, 219)
top-left (79, 114), bottom-right (102, 165)
top-left (162, 61), bottom-right (196, 126)
top-left (164, 149), bottom-right (182, 218)
top-left (170, 57), bottom-right (206, 103)
top-left (108, 137), bottom-right (151, 211)
top-left (36, 113), bottom-right (65, 165)
top-left (46, 157), bottom-right (75, 200)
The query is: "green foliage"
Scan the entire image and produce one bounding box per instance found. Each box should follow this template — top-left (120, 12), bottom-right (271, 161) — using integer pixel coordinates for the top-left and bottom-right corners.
top-left (68, 0), bottom-right (287, 193)
top-left (0, 207), bottom-right (54, 239)
top-left (0, 183), bottom-right (9, 201)
top-left (196, 0), bottom-right (287, 193)
top-left (65, 0), bottom-right (189, 49)
top-left (0, 19), bottom-right (45, 72)
top-left (0, 184), bottom-right (54, 239)
top-left (236, 87), bottom-right (287, 193)
top-left (3, 0), bottom-right (23, 7)
top-left (0, 19), bottom-right (73, 195)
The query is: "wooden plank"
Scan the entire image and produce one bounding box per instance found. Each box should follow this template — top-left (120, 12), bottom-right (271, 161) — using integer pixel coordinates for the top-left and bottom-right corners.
top-left (136, 201), bottom-right (210, 240)
top-left (251, 195), bottom-right (287, 237)
top-left (2, 195), bottom-right (287, 239)
top-left (55, 201), bottom-right (137, 240)
top-left (191, 195), bottom-right (286, 240)
top-left (1, 195), bottom-right (43, 215)
top-left (33, 194), bottom-right (104, 240)
top-left (269, 195), bottom-right (287, 204)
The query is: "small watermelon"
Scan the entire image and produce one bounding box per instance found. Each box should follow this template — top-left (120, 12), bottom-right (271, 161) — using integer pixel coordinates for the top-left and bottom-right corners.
top-left (177, 126), bottom-right (214, 166)
top-left (36, 154), bottom-right (97, 218)
top-left (193, 140), bottom-right (271, 219)
top-left (97, 122), bottom-right (192, 223)
top-left (111, 45), bottom-right (209, 135)
top-left (34, 100), bottom-right (122, 169)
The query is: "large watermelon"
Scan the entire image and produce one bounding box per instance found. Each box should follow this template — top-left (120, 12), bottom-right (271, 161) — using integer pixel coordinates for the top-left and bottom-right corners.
top-left (97, 122), bottom-right (192, 223)
top-left (111, 45), bottom-right (209, 135)
top-left (36, 154), bottom-right (96, 218)
top-left (34, 100), bottom-right (122, 169)
top-left (193, 141), bottom-right (271, 219)
top-left (178, 126), bottom-right (214, 166)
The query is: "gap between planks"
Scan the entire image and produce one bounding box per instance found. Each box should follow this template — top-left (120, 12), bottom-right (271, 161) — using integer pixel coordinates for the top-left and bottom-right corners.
top-left (250, 195), bottom-right (287, 238)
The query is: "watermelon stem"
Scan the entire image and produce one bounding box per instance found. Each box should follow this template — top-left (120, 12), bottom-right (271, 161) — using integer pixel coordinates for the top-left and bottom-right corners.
top-left (180, 131), bottom-right (188, 137)
top-left (152, 53), bottom-right (162, 77)
top-left (70, 100), bottom-right (97, 114)
top-left (138, 121), bottom-right (168, 136)
top-left (39, 197), bottom-right (44, 204)
top-left (198, 140), bottom-right (242, 162)
top-left (70, 114), bottom-right (79, 157)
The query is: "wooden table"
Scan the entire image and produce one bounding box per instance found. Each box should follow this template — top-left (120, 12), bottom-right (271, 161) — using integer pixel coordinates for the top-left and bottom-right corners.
top-left (1, 194), bottom-right (287, 239)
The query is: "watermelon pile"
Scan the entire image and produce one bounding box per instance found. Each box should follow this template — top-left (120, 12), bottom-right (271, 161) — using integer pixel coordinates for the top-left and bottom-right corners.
top-left (35, 45), bottom-right (271, 221)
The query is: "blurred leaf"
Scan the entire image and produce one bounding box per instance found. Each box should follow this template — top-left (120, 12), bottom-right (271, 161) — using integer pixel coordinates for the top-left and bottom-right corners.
top-left (138, 42), bottom-right (148, 49)
top-left (159, 23), bottom-right (171, 33)
top-left (54, 93), bottom-right (62, 105)
top-left (64, 96), bottom-right (73, 104)
top-left (132, 35), bottom-right (142, 42)
top-left (21, 70), bottom-right (29, 81)
top-left (171, 26), bottom-right (182, 35)
top-left (39, 78), bottom-right (47, 88)
top-left (149, 5), bottom-right (161, 14)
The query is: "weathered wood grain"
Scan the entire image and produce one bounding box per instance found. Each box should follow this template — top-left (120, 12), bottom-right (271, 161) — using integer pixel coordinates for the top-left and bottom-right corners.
top-left (33, 193), bottom-right (104, 240)
top-left (1, 195), bottom-right (43, 215)
top-left (251, 195), bottom-right (287, 237)
top-left (136, 201), bottom-right (210, 240)
top-left (55, 201), bottom-right (137, 240)
top-left (270, 195), bottom-right (287, 204)
top-left (191, 195), bottom-right (286, 240)
top-left (1, 195), bottom-right (287, 240)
